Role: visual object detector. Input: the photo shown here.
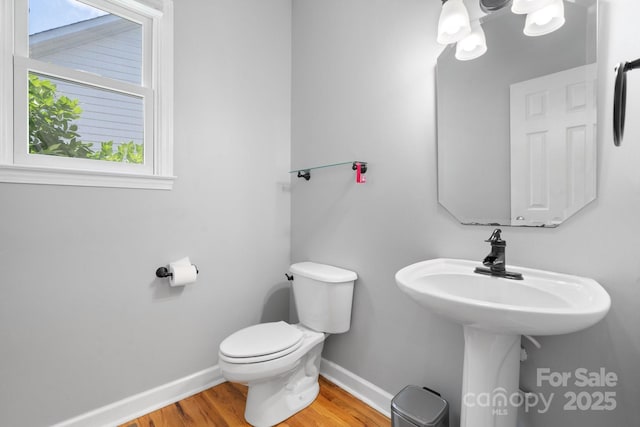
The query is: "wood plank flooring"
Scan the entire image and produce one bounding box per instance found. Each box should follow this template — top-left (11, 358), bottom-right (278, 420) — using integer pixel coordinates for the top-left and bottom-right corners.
top-left (121, 376), bottom-right (390, 427)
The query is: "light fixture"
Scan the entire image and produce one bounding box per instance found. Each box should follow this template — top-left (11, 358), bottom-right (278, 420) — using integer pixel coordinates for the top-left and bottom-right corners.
top-left (523, 0), bottom-right (565, 36)
top-left (511, 0), bottom-right (555, 15)
top-left (455, 21), bottom-right (487, 60)
top-left (437, 0), bottom-right (472, 45)
top-left (436, 0), bottom-right (566, 61)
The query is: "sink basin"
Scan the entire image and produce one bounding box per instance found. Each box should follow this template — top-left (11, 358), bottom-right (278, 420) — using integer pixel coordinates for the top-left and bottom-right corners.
top-left (395, 258), bottom-right (611, 427)
top-left (395, 258), bottom-right (610, 335)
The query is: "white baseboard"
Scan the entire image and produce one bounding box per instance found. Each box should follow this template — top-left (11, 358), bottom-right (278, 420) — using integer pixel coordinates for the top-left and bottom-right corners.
top-left (52, 366), bottom-right (225, 427)
top-left (52, 359), bottom-right (392, 427)
top-left (320, 358), bottom-right (393, 418)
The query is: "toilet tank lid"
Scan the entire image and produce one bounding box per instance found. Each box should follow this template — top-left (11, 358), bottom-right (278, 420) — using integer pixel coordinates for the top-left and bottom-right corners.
top-left (290, 262), bottom-right (357, 283)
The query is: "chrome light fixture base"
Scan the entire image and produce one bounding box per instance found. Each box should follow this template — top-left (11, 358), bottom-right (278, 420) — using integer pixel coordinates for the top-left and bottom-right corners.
top-left (479, 0), bottom-right (512, 13)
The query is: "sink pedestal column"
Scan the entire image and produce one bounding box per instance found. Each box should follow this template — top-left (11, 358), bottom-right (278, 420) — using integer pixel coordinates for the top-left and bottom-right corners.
top-left (460, 326), bottom-right (521, 427)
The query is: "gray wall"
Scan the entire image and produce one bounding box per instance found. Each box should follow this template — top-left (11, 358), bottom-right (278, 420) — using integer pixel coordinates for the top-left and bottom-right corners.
top-left (0, 1), bottom-right (291, 426)
top-left (291, 0), bottom-right (639, 426)
top-left (3, 1), bottom-right (639, 427)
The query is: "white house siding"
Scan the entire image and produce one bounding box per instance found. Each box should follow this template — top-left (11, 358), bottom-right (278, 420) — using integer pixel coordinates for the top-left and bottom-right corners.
top-left (30, 16), bottom-right (144, 148)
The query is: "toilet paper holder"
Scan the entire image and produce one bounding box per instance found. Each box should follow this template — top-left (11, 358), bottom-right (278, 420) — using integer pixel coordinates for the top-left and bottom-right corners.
top-left (155, 264), bottom-right (199, 278)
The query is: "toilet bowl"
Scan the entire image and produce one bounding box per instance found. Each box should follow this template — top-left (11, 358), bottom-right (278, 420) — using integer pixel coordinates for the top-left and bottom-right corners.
top-left (219, 322), bottom-right (325, 426)
top-left (218, 262), bottom-right (357, 427)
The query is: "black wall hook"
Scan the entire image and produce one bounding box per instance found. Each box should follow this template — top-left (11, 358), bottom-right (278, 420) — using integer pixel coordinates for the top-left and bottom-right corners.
top-left (614, 58), bottom-right (640, 146)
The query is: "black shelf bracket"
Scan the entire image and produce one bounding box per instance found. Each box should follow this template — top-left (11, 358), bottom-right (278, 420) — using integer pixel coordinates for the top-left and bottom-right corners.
top-left (297, 170), bottom-right (311, 180)
top-left (351, 161), bottom-right (367, 174)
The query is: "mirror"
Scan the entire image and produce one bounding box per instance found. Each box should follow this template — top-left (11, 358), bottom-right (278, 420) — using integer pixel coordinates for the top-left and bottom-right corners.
top-left (436, 0), bottom-right (598, 227)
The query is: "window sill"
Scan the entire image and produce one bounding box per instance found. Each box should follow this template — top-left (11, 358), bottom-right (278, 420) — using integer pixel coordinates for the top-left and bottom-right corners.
top-left (0, 164), bottom-right (175, 190)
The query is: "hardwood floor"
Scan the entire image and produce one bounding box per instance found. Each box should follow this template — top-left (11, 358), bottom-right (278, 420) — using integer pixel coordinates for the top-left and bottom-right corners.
top-left (120, 376), bottom-right (391, 427)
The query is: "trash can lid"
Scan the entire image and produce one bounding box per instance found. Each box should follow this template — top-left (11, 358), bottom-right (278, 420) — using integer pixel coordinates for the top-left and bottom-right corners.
top-left (392, 385), bottom-right (448, 427)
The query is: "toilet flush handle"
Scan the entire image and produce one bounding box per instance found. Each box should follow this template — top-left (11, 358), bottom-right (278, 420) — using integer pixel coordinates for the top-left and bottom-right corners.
top-left (285, 273), bottom-right (294, 281)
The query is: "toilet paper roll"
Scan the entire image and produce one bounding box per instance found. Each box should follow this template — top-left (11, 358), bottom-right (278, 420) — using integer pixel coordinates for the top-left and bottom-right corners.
top-left (169, 262), bottom-right (198, 287)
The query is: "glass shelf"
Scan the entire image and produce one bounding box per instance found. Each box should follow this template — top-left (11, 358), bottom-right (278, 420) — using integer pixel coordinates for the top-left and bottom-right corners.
top-left (289, 161), bottom-right (368, 182)
top-left (289, 161), bottom-right (356, 174)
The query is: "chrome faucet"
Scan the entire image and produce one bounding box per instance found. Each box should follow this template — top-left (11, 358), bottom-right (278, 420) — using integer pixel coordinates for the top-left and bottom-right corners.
top-left (474, 229), bottom-right (523, 280)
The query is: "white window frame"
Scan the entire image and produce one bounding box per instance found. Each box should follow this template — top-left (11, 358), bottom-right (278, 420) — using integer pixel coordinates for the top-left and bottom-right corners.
top-left (0, 0), bottom-right (174, 190)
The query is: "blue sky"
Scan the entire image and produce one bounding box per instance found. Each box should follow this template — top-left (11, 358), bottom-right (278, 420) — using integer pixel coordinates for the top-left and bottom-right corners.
top-left (29, 0), bottom-right (108, 35)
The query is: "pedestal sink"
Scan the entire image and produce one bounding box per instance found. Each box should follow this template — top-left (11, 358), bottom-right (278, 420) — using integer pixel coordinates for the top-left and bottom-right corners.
top-left (395, 258), bottom-right (610, 427)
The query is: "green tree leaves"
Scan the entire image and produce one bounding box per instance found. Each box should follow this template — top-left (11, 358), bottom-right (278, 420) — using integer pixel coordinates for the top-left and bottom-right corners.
top-left (87, 141), bottom-right (144, 163)
top-left (28, 74), bottom-right (144, 164)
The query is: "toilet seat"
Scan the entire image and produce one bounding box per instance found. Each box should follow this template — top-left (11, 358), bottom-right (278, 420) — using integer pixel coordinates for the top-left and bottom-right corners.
top-left (219, 321), bottom-right (304, 364)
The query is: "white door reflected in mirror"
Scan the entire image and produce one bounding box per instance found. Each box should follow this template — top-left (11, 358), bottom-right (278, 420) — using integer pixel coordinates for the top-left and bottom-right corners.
top-left (510, 64), bottom-right (597, 226)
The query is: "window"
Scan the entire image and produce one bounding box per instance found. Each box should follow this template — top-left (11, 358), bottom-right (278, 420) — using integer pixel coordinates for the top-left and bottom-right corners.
top-left (0, 0), bottom-right (174, 189)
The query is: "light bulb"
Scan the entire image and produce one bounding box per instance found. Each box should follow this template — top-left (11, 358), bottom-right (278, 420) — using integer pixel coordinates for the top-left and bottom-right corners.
top-left (437, 0), bottom-right (472, 45)
top-left (444, 22), bottom-right (463, 36)
top-left (533, 8), bottom-right (554, 25)
top-left (524, 0), bottom-right (565, 36)
top-left (460, 38), bottom-right (477, 52)
top-left (455, 21), bottom-right (487, 61)
top-left (512, 0), bottom-right (555, 15)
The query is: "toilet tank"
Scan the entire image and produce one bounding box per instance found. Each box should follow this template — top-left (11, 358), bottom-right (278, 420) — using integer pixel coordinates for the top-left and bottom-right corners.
top-left (289, 262), bottom-right (357, 334)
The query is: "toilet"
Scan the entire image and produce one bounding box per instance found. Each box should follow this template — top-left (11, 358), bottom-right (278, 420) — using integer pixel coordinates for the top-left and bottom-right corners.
top-left (218, 261), bottom-right (357, 427)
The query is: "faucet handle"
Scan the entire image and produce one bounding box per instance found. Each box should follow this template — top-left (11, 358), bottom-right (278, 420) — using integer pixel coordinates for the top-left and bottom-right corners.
top-left (485, 228), bottom-right (503, 243)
